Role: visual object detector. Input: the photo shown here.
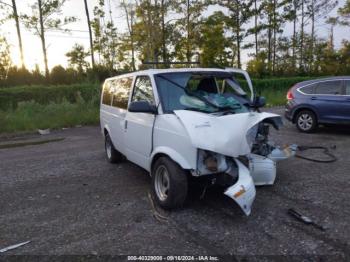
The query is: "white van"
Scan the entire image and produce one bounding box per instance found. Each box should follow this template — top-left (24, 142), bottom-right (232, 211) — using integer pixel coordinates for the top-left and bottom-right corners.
top-left (100, 68), bottom-right (295, 215)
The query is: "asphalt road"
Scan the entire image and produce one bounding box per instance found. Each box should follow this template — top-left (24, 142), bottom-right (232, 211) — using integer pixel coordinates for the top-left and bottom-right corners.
top-left (1, 108), bottom-right (350, 260)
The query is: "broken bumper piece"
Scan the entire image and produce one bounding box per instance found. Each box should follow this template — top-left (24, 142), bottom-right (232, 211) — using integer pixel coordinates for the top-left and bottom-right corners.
top-left (249, 144), bottom-right (297, 186)
top-left (224, 159), bottom-right (256, 216)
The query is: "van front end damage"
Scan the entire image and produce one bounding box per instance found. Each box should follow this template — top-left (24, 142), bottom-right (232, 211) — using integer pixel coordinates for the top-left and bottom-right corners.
top-left (174, 110), bottom-right (296, 215)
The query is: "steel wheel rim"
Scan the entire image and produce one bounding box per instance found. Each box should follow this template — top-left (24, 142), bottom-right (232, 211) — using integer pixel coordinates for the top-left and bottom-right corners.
top-left (106, 139), bottom-right (112, 159)
top-left (298, 114), bottom-right (313, 130)
top-left (154, 165), bottom-right (170, 201)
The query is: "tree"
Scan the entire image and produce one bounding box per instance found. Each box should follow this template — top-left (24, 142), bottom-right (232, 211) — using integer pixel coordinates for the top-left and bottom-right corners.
top-left (0, 36), bottom-right (11, 81)
top-left (22, 0), bottom-right (76, 78)
top-left (0, 0), bottom-right (25, 68)
top-left (83, 0), bottom-right (95, 68)
top-left (66, 44), bottom-right (89, 73)
top-left (199, 11), bottom-right (232, 67)
top-left (339, 0), bottom-right (350, 24)
top-left (120, 0), bottom-right (137, 70)
top-left (306, 0), bottom-right (338, 71)
top-left (173, 0), bottom-right (207, 63)
top-left (217, 0), bottom-right (254, 69)
top-left (91, 0), bottom-right (118, 71)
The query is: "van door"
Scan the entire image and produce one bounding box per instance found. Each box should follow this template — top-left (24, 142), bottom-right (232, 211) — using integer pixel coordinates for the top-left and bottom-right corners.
top-left (109, 77), bottom-right (133, 155)
top-left (124, 76), bottom-right (156, 170)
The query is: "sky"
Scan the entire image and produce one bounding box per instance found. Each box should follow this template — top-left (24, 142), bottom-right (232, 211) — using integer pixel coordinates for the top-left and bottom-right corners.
top-left (1, 0), bottom-right (349, 72)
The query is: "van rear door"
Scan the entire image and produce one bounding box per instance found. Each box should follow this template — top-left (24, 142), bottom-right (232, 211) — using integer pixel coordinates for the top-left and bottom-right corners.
top-left (124, 76), bottom-right (156, 170)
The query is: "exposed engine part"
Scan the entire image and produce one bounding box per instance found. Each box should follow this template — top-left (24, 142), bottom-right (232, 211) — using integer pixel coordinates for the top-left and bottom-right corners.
top-left (251, 123), bottom-right (275, 156)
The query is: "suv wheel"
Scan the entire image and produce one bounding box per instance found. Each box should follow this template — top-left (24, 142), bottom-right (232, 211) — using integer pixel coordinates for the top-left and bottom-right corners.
top-left (296, 110), bottom-right (317, 133)
top-left (105, 133), bottom-right (123, 163)
top-left (151, 157), bottom-right (188, 209)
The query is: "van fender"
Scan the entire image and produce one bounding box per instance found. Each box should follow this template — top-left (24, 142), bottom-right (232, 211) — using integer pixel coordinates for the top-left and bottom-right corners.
top-left (150, 146), bottom-right (193, 171)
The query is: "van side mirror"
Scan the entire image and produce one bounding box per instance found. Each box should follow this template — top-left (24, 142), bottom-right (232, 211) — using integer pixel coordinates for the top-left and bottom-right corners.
top-left (252, 96), bottom-right (266, 108)
top-left (128, 101), bottom-right (157, 114)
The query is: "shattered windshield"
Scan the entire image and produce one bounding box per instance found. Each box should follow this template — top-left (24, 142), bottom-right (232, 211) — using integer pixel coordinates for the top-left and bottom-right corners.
top-left (154, 72), bottom-right (250, 114)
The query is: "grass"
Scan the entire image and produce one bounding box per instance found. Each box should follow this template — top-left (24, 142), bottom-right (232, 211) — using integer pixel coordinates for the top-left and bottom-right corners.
top-left (0, 97), bottom-right (99, 133)
top-left (260, 89), bottom-right (287, 107)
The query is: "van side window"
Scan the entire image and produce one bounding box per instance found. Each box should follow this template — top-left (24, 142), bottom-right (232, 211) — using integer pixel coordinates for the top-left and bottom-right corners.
top-left (102, 81), bottom-right (112, 105)
top-left (315, 81), bottom-right (342, 95)
top-left (345, 81), bottom-right (350, 95)
top-left (112, 77), bottom-right (133, 109)
top-left (132, 76), bottom-right (154, 104)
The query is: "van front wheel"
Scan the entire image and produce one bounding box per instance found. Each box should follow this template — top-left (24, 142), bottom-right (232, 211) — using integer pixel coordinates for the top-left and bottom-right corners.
top-left (105, 133), bottom-right (123, 163)
top-left (151, 157), bottom-right (188, 209)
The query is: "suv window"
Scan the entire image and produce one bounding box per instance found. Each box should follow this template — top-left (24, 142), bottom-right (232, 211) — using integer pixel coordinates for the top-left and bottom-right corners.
top-left (345, 81), bottom-right (350, 95)
top-left (299, 84), bottom-right (315, 94)
top-left (102, 81), bottom-right (112, 105)
top-left (131, 76), bottom-right (154, 104)
top-left (111, 77), bottom-right (133, 109)
top-left (315, 81), bottom-right (342, 95)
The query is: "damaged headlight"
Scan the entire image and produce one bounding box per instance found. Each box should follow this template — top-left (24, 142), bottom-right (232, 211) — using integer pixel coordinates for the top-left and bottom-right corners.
top-left (246, 124), bottom-right (259, 149)
top-left (195, 149), bottom-right (229, 176)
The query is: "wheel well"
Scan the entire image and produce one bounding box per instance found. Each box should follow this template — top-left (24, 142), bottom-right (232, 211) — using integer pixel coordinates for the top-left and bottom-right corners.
top-left (104, 128), bottom-right (109, 137)
top-left (151, 153), bottom-right (167, 173)
top-left (292, 108), bottom-right (317, 123)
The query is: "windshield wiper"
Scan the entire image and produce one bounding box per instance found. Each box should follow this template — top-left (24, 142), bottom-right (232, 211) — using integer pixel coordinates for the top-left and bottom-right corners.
top-left (182, 107), bottom-right (212, 113)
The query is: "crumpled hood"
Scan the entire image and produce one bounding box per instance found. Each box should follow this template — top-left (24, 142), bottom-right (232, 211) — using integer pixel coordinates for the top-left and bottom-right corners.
top-left (174, 110), bottom-right (282, 157)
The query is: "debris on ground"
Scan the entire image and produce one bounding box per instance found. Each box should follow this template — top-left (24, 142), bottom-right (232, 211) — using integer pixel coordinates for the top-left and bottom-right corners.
top-left (0, 241), bottom-right (31, 253)
top-left (288, 208), bottom-right (325, 231)
top-left (38, 129), bottom-right (50, 135)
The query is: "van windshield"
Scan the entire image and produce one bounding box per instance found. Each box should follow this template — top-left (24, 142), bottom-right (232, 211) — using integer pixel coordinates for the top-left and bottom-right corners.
top-left (154, 72), bottom-right (250, 114)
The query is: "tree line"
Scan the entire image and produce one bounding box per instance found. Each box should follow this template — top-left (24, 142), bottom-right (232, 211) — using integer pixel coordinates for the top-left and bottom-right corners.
top-left (0, 0), bottom-right (350, 87)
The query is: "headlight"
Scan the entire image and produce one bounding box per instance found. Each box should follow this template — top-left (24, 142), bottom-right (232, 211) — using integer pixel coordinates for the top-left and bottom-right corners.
top-left (196, 149), bottom-right (228, 175)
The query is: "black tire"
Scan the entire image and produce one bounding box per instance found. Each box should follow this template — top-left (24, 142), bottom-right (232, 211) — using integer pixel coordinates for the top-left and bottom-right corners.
top-left (105, 133), bottom-right (123, 163)
top-left (151, 157), bottom-right (188, 209)
top-left (295, 110), bottom-right (317, 133)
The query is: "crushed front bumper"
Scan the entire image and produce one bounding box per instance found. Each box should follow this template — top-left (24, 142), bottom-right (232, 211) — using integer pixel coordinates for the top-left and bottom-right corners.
top-left (224, 159), bottom-right (256, 216)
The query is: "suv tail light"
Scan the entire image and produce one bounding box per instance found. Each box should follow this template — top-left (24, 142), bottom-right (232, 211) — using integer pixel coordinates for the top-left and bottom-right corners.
top-left (287, 89), bottom-right (294, 100)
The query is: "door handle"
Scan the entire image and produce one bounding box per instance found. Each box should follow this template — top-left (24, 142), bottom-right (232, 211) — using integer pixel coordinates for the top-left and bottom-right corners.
top-left (124, 120), bottom-right (128, 130)
top-left (311, 97), bottom-right (317, 100)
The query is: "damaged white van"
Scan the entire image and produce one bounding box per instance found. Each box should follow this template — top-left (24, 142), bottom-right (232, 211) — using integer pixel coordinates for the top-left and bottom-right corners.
top-left (100, 68), bottom-right (295, 215)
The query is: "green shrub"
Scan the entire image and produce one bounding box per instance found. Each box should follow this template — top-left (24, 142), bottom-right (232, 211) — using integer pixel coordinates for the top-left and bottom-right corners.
top-left (0, 83), bottom-right (101, 110)
top-left (0, 98), bottom-right (99, 133)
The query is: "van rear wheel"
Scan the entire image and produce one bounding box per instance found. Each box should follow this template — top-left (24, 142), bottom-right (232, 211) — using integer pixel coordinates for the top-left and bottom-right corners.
top-left (105, 133), bottom-right (123, 163)
top-left (151, 157), bottom-right (188, 209)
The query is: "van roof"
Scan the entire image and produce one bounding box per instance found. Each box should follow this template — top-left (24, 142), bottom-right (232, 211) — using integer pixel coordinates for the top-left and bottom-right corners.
top-left (104, 68), bottom-right (235, 81)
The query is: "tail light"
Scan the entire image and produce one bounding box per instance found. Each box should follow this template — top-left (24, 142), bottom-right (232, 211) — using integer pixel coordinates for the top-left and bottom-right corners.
top-left (287, 89), bottom-right (294, 100)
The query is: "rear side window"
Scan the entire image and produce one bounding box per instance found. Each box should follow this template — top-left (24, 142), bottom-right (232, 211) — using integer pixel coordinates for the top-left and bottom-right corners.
top-left (315, 81), bottom-right (342, 95)
top-left (111, 77), bottom-right (133, 109)
top-left (131, 76), bottom-right (154, 104)
top-left (299, 84), bottom-right (315, 94)
top-left (345, 81), bottom-right (350, 95)
top-left (102, 81), bottom-right (112, 105)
